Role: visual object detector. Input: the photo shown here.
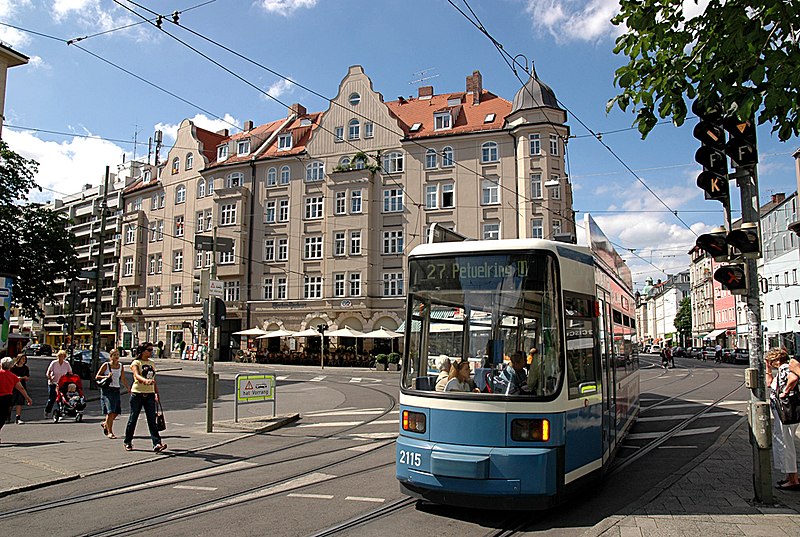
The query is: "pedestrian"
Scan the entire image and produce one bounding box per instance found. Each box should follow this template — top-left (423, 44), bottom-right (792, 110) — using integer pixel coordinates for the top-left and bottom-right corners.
top-left (660, 347), bottom-right (669, 369)
top-left (45, 350), bottom-right (73, 418)
top-left (714, 343), bottom-right (722, 363)
top-left (765, 347), bottom-right (800, 490)
top-left (665, 344), bottom-right (674, 369)
top-left (1, 356), bottom-right (33, 444)
top-left (96, 348), bottom-right (130, 439)
top-left (10, 353), bottom-right (30, 424)
top-left (123, 342), bottom-right (167, 453)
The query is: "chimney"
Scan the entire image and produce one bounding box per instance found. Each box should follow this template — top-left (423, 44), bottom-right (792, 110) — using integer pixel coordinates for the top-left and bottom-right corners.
top-left (418, 86), bottom-right (433, 99)
top-left (288, 103), bottom-right (306, 118)
top-left (772, 192), bottom-right (786, 204)
top-left (216, 129), bottom-right (229, 136)
top-left (244, 120), bottom-right (254, 131)
top-left (466, 70), bottom-right (482, 105)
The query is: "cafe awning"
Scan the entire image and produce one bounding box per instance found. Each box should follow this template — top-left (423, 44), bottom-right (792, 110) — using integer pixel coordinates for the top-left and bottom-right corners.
top-left (704, 328), bottom-right (727, 340)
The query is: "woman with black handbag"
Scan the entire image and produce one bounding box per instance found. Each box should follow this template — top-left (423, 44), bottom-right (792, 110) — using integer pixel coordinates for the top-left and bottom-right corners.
top-left (766, 347), bottom-right (800, 491)
top-left (95, 349), bottom-right (129, 439)
top-left (123, 342), bottom-right (167, 453)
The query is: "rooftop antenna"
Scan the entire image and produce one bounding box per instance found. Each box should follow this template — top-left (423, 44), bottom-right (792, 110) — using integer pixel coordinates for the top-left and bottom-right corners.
top-left (409, 67), bottom-right (439, 87)
top-left (132, 124), bottom-right (143, 163)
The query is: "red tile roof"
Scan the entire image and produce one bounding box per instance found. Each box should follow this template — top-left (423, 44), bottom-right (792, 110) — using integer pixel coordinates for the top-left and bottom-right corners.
top-left (195, 126), bottom-right (227, 164)
top-left (386, 90), bottom-right (511, 139)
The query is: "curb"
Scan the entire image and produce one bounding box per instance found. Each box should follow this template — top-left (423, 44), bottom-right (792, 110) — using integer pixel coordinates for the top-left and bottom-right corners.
top-left (214, 413), bottom-right (300, 433)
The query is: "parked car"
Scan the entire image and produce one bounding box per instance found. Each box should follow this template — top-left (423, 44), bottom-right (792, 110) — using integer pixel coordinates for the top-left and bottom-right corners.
top-left (649, 345), bottom-right (662, 355)
top-left (702, 347), bottom-right (716, 361)
top-left (732, 348), bottom-right (750, 364)
top-left (688, 347), bottom-right (703, 359)
top-left (24, 343), bottom-right (41, 356)
top-left (37, 343), bottom-right (53, 356)
top-left (673, 347), bottom-right (686, 358)
top-left (69, 349), bottom-right (110, 380)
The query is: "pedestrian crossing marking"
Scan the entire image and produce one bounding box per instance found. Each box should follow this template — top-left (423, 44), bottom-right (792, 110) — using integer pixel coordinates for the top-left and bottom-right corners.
top-left (626, 426), bottom-right (719, 441)
top-left (297, 421), bottom-right (364, 428)
top-left (309, 409), bottom-right (398, 417)
top-left (276, 376), bottom-right (288, 381)
top-left (288, 493), bottom-right (334, 499)
top-left (346, 496), bottom-right (385, 503)
top-left (350, 378), bottom-right (362, 383)
top-left (658, 445), bottom-right (697, 449)
top-left (346, 432), bottom-right (398, 439)
top-left (637, 410), bottom-right (739, 422)
top-left (174, 485), bottom-right (217, 491)
top-left (310, 376), bottom-right (326, 382)
top-left (304, 406), bottom-right (358, 415)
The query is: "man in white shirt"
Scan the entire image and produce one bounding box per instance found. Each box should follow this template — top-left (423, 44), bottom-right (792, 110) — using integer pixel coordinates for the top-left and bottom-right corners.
top-left (715, 343), bottom-right (723, 363)
top-left (45, 350), bottom-right (73, 417)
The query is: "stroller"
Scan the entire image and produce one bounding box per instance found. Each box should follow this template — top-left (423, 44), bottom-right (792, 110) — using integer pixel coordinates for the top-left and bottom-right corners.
top-left (53, 373), bottom-right (86, 422)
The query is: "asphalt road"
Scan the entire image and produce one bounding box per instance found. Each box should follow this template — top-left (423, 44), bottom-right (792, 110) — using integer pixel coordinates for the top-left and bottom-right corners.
top-left (1, 354), bottom-right (749, 536)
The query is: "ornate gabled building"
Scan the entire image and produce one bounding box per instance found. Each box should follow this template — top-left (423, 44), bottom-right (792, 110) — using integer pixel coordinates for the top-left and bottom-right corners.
top-left (117, 66), bottom-right (575, 358)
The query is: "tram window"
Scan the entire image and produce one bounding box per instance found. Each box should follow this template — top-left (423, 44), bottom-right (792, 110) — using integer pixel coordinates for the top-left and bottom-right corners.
top-left (565, 293), bottom-right (599, 398)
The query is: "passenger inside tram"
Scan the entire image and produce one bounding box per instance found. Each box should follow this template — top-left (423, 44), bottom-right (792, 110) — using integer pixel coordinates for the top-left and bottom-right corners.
top-left (444, 360), bottom-right (480, 393)
top-left (434, 355), bottom-right (451, 392)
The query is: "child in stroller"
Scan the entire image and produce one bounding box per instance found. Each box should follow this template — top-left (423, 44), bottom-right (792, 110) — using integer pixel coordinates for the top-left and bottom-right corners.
top-left (53, 373), bottom-right (86, 422)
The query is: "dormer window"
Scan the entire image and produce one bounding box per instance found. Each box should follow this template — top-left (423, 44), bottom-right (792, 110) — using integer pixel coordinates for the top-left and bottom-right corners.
top-left (434, 112), bottom-right (452, 131)
top-left (484, 113), bottom-right (495, 123)
top-left (217, 144), bottom-right (228, 161)
top-left (300, 118), bottom-right (312, 127)
top-left (143, 170), bottom-right (152, 184)
top-left (278, 133), bottom-right (292, 150)
top-left (237, 140), bottom-right (250, 155)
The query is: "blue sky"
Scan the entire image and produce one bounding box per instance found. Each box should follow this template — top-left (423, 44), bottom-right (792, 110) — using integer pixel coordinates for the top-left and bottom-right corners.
top-left (2, 0), bottom-right (798, 289)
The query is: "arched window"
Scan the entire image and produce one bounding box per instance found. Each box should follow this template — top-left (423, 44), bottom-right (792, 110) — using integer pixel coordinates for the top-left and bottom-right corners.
top-left (339, 156), bottom-right (351, 169)
top-left (185, 153), bottom-right (194, 170)
top-left (425, 149), bottom-right (437, 169)
top-left (207, 178), bottom-right (215, 195)
top-left (197, 179), bottom-right (206, 198)
top-left (267, 167), bottom-right (277, 187)
top-left (306, 161), bottom-right (324, 182)
top-left (348, 119), bottom-right (360, 140)
top-left (175, 185), bottom-right (186, 204)
top-left (171, 157), bottom-right (179, 174)
top-left (280, 165), bottom-right (291, 185)
top-left (481, 141), bottom-right (498, 163)
top-left (442, 146), bottom-right (454, 167)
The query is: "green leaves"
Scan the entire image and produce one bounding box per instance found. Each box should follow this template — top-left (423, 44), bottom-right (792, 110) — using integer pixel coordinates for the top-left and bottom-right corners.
top-left (610, 0), bottom-right (800, 141)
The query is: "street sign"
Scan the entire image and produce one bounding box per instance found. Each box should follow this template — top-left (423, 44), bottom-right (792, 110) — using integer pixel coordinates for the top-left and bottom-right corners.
top-left (195, 235), bottom-right (235, 253)
top-left (209, 279), bottom-right (223, 298)
top-left (237, 375), bottom-right (275, 401)
top-left (79, 270), bottom-right (97, 280)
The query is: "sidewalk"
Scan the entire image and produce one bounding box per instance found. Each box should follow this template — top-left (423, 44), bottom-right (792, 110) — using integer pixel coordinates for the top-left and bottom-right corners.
top-left (586, 418), bottom-right (800, 536)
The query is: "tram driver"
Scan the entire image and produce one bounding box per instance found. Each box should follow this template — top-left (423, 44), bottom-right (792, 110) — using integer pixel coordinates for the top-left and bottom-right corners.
top-left (500, 351), bottom-right (531, 395)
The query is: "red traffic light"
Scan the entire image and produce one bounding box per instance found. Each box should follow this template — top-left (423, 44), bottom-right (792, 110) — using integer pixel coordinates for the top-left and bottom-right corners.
top-left (713, 264), bottom-right (748, 295)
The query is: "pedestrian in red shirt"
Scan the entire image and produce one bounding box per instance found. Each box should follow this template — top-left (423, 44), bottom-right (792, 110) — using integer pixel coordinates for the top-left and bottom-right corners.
top-left (1, 356), bottom-right (33, 443)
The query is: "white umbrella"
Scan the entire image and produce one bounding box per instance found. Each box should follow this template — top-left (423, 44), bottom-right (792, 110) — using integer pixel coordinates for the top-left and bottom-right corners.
top-left (233, 327), bottom-right (269, 336)
top-left (294, 328), bottom-right (321, 338)
top-left (363, 327), bottom-right (402, 339)
top-left (257, 328), bottom-right (296, 339)
top-left (326, 327), bottom-right (366, 338)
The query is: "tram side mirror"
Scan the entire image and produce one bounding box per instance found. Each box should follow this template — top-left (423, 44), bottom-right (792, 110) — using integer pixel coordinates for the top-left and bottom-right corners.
top-left (578, 382), bottom-right (597, 395)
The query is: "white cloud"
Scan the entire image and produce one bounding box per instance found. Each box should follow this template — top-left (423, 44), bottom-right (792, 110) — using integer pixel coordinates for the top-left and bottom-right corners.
top-left (0, 24), bottom-right (30, 48)
top-left (264, 78), bottom-right (294, 101)
top-left (4, 128), bottom-right (128, 203)
top-left (257, 0), bottom-right (318, 17)
top-left (0, 0), bottom-right (31, 18)
top-left (155, 113), bottom-right (241, 142)
top-left (526, 0), bottom-right (622, 43)
top-left (26, 55), bottom-right (47, 69)
top-left (51, 0), bottom-right (147, 41)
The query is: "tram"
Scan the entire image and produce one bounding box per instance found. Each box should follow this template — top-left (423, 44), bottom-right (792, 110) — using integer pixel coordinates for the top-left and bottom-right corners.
top-left (396, 217), bottom-right (639, 509)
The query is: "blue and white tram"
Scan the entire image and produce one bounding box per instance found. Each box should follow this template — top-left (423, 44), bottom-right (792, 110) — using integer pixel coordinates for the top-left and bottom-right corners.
top-left (396, 237), bottom-right (639, 509)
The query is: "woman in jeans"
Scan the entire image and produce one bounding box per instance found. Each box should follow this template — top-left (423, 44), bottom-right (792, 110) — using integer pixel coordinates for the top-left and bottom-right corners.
top-left (96, 349), bottom-right (129, 439)
top-left (123, 342), bottom-right (167, 453)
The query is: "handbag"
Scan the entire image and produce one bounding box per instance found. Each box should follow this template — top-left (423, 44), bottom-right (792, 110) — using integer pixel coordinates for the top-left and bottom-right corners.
top-left (773, 372), bottom-right (800, 425)
top-left (156, 400), bottom-right (167, 431)
top-left (96, 375), bottom-right (112, 388)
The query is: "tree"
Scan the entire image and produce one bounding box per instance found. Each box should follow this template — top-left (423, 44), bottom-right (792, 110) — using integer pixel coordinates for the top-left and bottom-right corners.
top-left (674, 296), bottom-right (692, 346)
top-left (0, 141), bottom-right (78, 318)
top-left (608, 1), bottom-right (800, 140)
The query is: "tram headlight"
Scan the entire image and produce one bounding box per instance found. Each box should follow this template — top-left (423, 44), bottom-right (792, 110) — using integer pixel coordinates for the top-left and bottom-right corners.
top-left (402, 410), bottom-right (426, 433)
top-left (511, 419), bottom-right (550, 442)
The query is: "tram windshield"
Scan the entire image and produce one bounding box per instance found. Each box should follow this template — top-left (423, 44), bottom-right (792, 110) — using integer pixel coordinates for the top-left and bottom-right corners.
top-left (402, 252), bottom-right (563, 399)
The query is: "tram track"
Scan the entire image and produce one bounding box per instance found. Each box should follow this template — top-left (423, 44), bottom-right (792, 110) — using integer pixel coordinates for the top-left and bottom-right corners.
top-left (0, 383), bottom-right (398, 523)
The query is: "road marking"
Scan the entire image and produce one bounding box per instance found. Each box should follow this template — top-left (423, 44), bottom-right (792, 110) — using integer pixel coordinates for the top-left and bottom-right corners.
top-left (719, 400), bottom-right (749, 406)
top-left (626, 426), bottom-right (719, 441)
top-left (288, 493), bottom-right (334, 499)
top-left (346, 496), bottom-right (385, 503)
top-left (173, 485), bottom-right (218, 491)
top-left (346, 432), bottom-right (398, 439)
top-left (170, 422), bottom-right (185, 426)
top-left (350, 378), bottom-right (362, 383)
top-left (637, 410), bottom-right (739, 422)
top-left (307, 409), bottom-right (398, 417)
top-left (646, 403), bottom-right (710, 410)
top-left (658, 445), bottom-right (697, 449)
top-left (310, 376), bottom-right (326, 382)
top-left (171, 472), bottom-right (336, 519)
top-left (304, 407), bottom-right (358, 415)
top-left (276, 376), bottom-right (288, 381)
top-left (297, 421), bottom-right (364, 427)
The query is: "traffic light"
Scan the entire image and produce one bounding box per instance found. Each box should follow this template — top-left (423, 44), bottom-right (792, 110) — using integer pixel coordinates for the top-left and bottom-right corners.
top-left (726, 222), bottom-right (760, 258)
top-left (714, 264), bottom-right (748, 295)
top-left (724, 116), bottom-right (757, 167)
top-left (695, 227), bottom-right (729, 261)
top-left (692, 99), bottom-right (730, 203)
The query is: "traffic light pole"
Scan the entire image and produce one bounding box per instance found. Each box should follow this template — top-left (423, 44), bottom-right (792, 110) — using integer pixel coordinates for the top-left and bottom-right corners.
top-left (206, 228), bottom-right (217, 433)
top-left (91, 166), bottom-right (110, 387)
top-left (736, 166), bottom-right (772, 503)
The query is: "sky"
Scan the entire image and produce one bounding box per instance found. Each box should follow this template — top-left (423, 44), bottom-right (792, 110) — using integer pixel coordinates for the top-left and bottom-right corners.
top-left (1, 0), bottom-right (798, 291)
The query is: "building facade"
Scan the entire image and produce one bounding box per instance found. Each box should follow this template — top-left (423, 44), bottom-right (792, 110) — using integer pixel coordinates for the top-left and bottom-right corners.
top-left (635, 273), bottom-right (690, 346)
top-left (689, 246), bottom-right (715, 346)
top-left (118, 66), bottom-right (575, 358)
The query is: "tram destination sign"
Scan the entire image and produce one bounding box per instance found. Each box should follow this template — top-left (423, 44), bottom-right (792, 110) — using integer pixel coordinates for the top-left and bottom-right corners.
top-left (411, 254), bottom-right (544, 291)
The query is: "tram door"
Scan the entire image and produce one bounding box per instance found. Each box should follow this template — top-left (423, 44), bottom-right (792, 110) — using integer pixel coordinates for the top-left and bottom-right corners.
top-left (597, 289), bottom-right (616, 459)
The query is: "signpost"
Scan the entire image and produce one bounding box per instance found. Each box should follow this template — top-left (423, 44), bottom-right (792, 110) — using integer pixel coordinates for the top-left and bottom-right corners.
top-left (209, 279), bottom-right (223, 298)
top-left (234, 374), bottom-right (276, 422)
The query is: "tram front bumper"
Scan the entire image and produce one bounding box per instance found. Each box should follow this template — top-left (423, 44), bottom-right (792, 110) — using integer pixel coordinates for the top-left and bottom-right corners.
top-left (397, 437), bottom-right (560, 498)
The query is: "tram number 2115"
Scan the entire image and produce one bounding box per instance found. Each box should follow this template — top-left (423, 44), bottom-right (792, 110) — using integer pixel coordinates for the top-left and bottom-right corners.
top-left (399, 450), bottom-right (422, 467)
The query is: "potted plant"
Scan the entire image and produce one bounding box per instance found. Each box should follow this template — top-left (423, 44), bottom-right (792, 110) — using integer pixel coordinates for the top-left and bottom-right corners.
top-left (375, 353), bottom-right (388, 371)
top-left (387, 352), bottom-right (401, 371)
